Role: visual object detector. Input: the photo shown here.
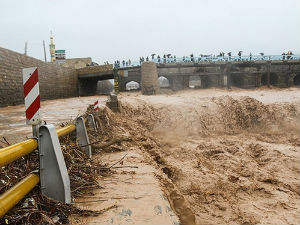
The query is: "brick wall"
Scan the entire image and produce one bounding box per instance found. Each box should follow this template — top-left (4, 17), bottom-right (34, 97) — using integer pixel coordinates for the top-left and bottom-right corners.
top-left (0, 47), bottom-right (78, 107)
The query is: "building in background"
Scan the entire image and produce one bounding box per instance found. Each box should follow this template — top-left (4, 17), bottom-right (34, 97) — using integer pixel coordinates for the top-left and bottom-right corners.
top-left (55, 49), bottom-right (66, 64)
top-left (49, 34), bottom-right (56, 62)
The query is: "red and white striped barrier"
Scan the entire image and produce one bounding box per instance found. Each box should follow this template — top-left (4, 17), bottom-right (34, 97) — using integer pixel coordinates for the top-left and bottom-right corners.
top-left (94, 100), bottom-right (99, 111)
top-left (22, 67), bottom-right (41, 125)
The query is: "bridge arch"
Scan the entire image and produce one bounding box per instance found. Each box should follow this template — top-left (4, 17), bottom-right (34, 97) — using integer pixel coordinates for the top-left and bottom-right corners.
top-left (294, 73), bottom-right (300, 86)
top-left (261, 72), bottom-right (278, 86)
top-left (97, 80), bottom-right (113, 95)
top-left (125, 81), bottom-right (140, 91)
top-left (189, 75), bottom-right (202, 88)
top-left (158, 76), bottom-right (170, 88)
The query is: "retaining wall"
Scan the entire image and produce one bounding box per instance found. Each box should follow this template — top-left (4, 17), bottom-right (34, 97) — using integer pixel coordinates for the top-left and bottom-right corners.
top-left (0, 47), bottom-right (78, 107)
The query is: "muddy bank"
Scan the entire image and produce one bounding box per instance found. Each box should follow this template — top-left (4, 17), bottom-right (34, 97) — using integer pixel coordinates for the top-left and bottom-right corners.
top-left (113, 90), bottom-right (300, 225)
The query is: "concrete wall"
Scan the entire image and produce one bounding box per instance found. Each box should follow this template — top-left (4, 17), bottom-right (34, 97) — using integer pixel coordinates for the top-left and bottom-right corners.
top-left (0, 47), bottom-right (78, 107)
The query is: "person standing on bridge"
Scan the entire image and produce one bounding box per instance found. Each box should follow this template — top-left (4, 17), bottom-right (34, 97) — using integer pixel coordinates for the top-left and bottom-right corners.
top-left (157, 55), bottom-right (161, 63)
top-left (122, 60), bottom-right (125, 67)
top-left (151, 54), bottom-right (155, 61)
top-left (227, 52), bottom-right (232, 61)
top-left (238, 51), bottom-right (242, 60)
top-left (190, 54), bottom-right (194, 62)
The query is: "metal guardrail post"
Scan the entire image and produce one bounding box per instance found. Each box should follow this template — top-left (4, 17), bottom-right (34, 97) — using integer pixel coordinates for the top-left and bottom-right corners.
top-left (86, 114), bottom-right (97, 131)
top-left (76, 117), bottom-right (92, 158)
top-left (0, 173), bottom-right (39, 218)
top-left (39, 124), bottom-right (71, 203)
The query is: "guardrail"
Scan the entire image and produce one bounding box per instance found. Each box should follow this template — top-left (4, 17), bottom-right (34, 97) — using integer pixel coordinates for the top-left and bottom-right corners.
top-left (0, 67), bottom-right (101, 219)
top-left (0, 125), bottom-right (76, 168)
top-left (0, 116), bottom-right (97, 218)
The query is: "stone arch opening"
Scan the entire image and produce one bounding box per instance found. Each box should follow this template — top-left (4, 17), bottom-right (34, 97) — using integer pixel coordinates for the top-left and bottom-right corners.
top-left (261, 72), bottom-right (278, 86)
top-left (97, 80), bottom-right (113, 95)
top-left (270, 72), bottom-right (278, 85)
top-left (125, 81), bottom-right (140, 91)
top-left (293, 73), bottom-right (300, 86)
top-left (189, 75), bottom-right (202, 88)
top-left (261, 73), bottom-right (267, 86)
top-left (158, 76), bottom-right (170, 88)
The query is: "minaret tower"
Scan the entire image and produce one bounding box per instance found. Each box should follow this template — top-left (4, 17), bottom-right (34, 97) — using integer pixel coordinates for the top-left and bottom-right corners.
top-left (49, 31), bottom-right (56, 62)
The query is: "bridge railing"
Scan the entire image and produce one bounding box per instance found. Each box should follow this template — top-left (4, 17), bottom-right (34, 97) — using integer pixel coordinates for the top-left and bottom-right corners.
top-left (115, 54), bottom-right (300, 68)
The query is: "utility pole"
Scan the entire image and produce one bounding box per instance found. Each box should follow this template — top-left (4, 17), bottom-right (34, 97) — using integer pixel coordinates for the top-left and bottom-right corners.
top-left (43, 40), bottom-right (47, 62)
top-left (24, 42), bottom-right (28, 56)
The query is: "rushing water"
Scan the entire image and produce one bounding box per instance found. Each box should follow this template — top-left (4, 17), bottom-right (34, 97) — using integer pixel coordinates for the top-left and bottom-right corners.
top-left (0, 96), bottom-right (107, 143)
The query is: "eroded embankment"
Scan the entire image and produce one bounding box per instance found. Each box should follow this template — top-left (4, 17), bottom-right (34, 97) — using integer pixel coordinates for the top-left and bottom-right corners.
top-left (115, 95), bottom-right (300, 225)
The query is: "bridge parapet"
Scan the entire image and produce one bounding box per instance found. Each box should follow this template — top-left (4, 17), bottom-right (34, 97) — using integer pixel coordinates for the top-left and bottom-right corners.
top-left (116, 55), bottom-right (300, 69)
top-left (76, 64), bottom-right (113, 75)
top-left (117, 60), bottom-right (300, 91)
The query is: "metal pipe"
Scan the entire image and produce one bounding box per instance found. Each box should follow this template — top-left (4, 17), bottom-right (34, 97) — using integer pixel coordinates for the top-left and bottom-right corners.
top-left (0, 124), bottom-right (76, 167)
top-left (0, 173), bottom-right (39, 218)
top-left (0, 139), bottom-right (38, 167)
top-left (56, 124), bottom-right (76, 137)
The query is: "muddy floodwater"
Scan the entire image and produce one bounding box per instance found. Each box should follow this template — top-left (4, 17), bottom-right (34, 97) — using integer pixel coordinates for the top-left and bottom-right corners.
top-left (0, 96), bottom-right (107, 143)
top-left (1, 87), bottom-right (299, 225)
top-left (1, 88), bottom-right (298, 143)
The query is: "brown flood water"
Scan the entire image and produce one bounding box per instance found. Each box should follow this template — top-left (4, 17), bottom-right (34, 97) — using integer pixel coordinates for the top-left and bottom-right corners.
top-left (0, 96), bottom-right (107, 143)
top-left (115, 87), bottom-right (300, 225)
top-left (1, 87), bottom-right (299, 224)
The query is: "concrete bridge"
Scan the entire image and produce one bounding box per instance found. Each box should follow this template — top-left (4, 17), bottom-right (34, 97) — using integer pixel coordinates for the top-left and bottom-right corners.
top-left (1, 46), bottom-right (299, 107)
top-left (77, 59), bottom-right (300, 95)
top-left (120, 60), bottom-right (300, 90)
top-left (76, 65), bottom-right (115, 96)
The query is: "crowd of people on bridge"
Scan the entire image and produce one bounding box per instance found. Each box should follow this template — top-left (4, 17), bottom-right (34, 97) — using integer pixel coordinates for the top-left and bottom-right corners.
top-left (111, 51), bottom-right (295, 68)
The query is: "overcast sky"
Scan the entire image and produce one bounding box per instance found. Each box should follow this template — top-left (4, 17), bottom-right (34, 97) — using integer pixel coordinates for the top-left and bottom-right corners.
top-left (0, 0), bottom-right (299, 64)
